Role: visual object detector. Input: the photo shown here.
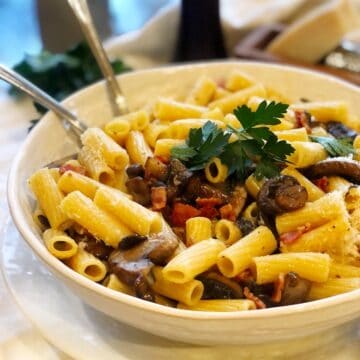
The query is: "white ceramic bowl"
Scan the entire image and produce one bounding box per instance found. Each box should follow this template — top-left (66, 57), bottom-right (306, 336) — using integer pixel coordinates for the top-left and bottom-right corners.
top-left (7, 62), bottom-right (360, 345)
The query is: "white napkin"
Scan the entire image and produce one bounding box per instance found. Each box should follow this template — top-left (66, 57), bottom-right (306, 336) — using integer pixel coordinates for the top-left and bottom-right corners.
top-left (105, 0), bottom-right (360, 69)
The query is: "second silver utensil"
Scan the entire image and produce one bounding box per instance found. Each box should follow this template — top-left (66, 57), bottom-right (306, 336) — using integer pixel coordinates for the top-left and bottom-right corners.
top-left (67, 0), bottom-right (128, 116)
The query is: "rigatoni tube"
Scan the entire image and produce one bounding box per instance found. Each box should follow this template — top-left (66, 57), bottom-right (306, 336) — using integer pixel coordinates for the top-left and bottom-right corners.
top-left (43, 229), bottom-right (78, 260)
top-left (28, 168), bottom-right (71, 230)
top-left (152, 267), bottom-right (203, 306)
top-left (217, 226), bottom-right (277, 278)
top-left (60, 191), bottom-right (132, 248)
top-left (163, 239), bottom-right (225, 283)
top-left (254, 252), bottom-right (330, 284)
top-left (94, 186), bottom-right (162, 235)
top-left (66, 247), bottom-right (107, 282)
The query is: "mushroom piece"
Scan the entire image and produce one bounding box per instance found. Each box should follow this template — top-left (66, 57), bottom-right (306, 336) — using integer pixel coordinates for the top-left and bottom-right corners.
top-left (236, 217), bottom-right (257, 236)
top-left (134, 273), bottom-right (155, 302)
top-left (326, 121), bottom-right (357, 141)
top-left (144, 157), bottom-right (169, 182)
top-left (125, 176), bottom-right (151, 206)
top-left (257, 175), bottom-right (308, 215)
top-left (305, 158), bottom-right (360, 184)
top-left (198, 272), bottom-right (243, 299)
top-left (109, 234), bottom-right (179, 285)
top-left (280, 272), bottom-right (311, 306)
top-left (126, 164), bottom-right (145, 178)
top-left (71, 232), bottom-right (113, 261)
top-left (184, 175), bottom-right (228, 203)
top-left (118, 234), bottom-right (147, 251)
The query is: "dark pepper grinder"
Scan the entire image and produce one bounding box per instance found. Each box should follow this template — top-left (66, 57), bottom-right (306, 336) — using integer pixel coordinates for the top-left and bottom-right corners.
top-left (173, 0), bottom-right (227, 62)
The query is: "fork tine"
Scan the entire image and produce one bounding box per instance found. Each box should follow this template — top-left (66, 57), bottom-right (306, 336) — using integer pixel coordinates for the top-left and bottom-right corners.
top-left (46, 153), bottom-right (78, 168)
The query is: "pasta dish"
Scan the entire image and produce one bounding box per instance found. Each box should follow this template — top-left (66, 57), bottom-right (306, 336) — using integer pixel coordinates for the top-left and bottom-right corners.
top-left (28, 70), bottom-right (360, 311)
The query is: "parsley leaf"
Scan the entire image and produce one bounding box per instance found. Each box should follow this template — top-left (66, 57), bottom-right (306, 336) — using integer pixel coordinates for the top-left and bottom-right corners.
top-left (310, 136), bottom-right (355, 157)
top-left (171, 101), bottom-right (295, 181)
top-left (171, 121), bottom-right (231, 170)
top-left (234, 101), bottom-right (288, 129)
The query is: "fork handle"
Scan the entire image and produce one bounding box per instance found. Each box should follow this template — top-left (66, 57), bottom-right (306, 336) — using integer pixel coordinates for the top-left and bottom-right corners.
top-left (67, 0), bottom-right (128, 116)
top-left (0, 64), bottom-right (87, 136)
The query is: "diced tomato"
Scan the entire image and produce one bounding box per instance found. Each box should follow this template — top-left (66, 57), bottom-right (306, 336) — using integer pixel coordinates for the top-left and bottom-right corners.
top-left (295, 110), bottom-right (311, 134)
top-left (151, 186), bottom-right (167, 210)
top-left (199, 206), bottom-right (219, 219)
top-left (196, 197), bottom-right (223, 207)
top-left (171, 203), bottom-right (201, 227)
top-left (219, 204), bottom-right (236, 221)
top-left (59, 163), bottom-right (86, 176)
top-left (313, 176), bottom-right (329, 192)
top-left (280, 224), bottom-right (311, 245)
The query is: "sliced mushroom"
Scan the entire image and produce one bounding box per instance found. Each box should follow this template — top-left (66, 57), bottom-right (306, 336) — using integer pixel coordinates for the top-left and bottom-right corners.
top-left (134, 273), bottom-right (155, 302)
top-left (71, 232), bottom-right (112, 261)
top-left (125, 176), bottom-right (151, 206)
top-left (109, 234), bottom-right (179, 285)
top-left (236, 218), bottom-right (257, 236)
top-left (118, 234), bottom-right (147, 251)
top-left (305, 158), bottom-right (360, 184)
top-left (108, 248), bottom-right (153, 285)
top-left (280, 272), bottom-right (311, 306)
top-left (326, 121), bottom-right (357, 141)
top-left (144, 157), bottom-right (169, 181)
top-left (126, 164), bottom-right (145, 178)
top-left (147, 234), bottom-right (179, 265)
top-left (198, 272), bottom-right (243, 299)
top-left (257, 175), bottom-right (308, 215)
top-left (184, 175), bottom-right (228, 203)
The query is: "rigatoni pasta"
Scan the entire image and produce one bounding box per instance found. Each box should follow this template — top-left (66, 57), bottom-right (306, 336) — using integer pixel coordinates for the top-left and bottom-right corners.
top-left (28, 70), bottom-right (360, 311)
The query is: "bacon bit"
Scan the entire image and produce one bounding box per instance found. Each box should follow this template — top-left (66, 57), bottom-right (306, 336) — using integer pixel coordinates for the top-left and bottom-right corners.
top-left (271, 273), bottom-right (285, 303)
top-left (280, 223), bottom-right (311, 245)
top-left (313, 176), bottom-right (329, 192)
top-left (196, 197), bottom-right (223, 207)
top-left (171, 203), bottom-right (201, 227)
top-left (234, 269), bottom-right (254, 282)
top-left (243, 287), bottom-right (266, 309)
top-left (59, 163), bottom-right (86, 176)
top-left (155, 155), bottom-right (170, 165)
top-left (219, 204), bottom-right (236, 221)
top-left (151, 186), bottom-right (167, 210)
top-left (295, 110), bottom-right (311, 134)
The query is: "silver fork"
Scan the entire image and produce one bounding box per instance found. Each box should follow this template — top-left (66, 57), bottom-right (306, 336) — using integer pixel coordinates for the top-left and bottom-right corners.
top-left (67, 0), bottom-right (128, 116)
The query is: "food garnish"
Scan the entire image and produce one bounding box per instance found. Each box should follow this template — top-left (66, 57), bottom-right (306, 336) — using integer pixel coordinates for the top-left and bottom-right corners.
top-left (310, 135), bottom-right (355, 157)
top-left (172, 101), bottom-right (295, 180)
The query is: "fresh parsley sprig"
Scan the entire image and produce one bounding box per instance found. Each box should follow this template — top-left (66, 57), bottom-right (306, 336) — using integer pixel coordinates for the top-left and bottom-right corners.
top-left (171, 101), bottom-right (295, 181)
top-left (171, 121), bottom-right (231, 170)
top-left (310, 136), bottom-right (355, 157)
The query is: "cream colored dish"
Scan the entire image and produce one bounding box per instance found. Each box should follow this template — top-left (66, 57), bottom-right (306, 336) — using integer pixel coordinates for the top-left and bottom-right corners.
top-left (7, 62), bottom-right (360, 345)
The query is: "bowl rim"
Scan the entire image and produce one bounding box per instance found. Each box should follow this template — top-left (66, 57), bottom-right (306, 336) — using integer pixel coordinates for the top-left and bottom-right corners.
top-left (7, 60), bottom-right (360, 320)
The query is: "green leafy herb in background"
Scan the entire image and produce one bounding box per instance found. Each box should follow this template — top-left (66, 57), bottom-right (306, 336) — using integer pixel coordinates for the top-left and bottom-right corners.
top-left (171, 101), bottom-right (295, 181)
top-left (9, 42), bottom-right (131, 130)
top-left (310, 136), bottom-right (355, 157)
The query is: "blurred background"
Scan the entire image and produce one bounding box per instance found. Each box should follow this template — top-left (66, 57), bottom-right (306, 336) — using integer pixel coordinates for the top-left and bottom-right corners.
top-left (0, 0), bottom-right (176, 66)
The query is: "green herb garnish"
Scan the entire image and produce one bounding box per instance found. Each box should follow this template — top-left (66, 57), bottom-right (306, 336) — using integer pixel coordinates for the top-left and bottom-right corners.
top-left (171, 121), bottom-right (231, 170)
top-left (8, 42), bottom-right (131, 131)
top-left (171, 101), bottom-right (295, 180)
top-left (310, 136), bottom-right (355, 157)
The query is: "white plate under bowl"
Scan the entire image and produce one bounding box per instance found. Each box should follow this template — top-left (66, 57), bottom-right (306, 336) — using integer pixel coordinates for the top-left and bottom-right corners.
top-left (7, 61), bottom-right (360, 345)
top-left (2, 217), bottom-right (360, 360)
